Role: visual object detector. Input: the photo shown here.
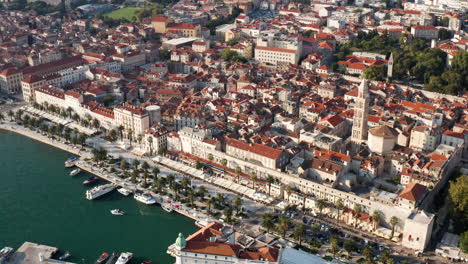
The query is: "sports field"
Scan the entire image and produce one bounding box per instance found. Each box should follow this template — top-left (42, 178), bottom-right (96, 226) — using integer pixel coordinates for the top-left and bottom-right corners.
top-left (104, 8), bottom-right (141, 20)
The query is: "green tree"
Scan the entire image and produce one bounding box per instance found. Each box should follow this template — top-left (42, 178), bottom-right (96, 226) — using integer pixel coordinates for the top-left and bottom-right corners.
top-left (363, 246), bottom-right (374, 263)
top-left (233, 196), bottom-right (242, 215)
top-left (293, 223), bottom-right (306, 246)
top-left (159, 49), bottom-right (170, 60)
top-left (276, 215), bottom-right (290, 238)
top-left (262, 213), bottom-right (275, 233)
top-left (266, 175), bottom-right (275, 196)
top-left (390, 216), bottom-right (399, 239)
top-left (343, 239), bottom-right (356, 256)
top-left (372, 211), bottom-right (381, 230)
top-left (336, 199), bottom-right (344, 221)
top-left (460, 231), bottom-right (468, 253)
top-left (330, 236), bottom-right (340, 258)
top-left (438, 28), bottom-right (452, 40)
top-left (353, 204), bottom-right (362, 227)
top-left (448, 175), bottom-right (468, 228)
top-left (363, 65), bottom-right (387, 81)
top-left (317, 199), bottom-right (327, 216)
top-left (120, 159), bottom-right (129, 171)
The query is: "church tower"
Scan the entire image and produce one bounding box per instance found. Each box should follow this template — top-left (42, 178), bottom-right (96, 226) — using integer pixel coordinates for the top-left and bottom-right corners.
top-left (387, 53), bottom-right (393, 80)
top-left (351, 79), bottom-right (370, 147)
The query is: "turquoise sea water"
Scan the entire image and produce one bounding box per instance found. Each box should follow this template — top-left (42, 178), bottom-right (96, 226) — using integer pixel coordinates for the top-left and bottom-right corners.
top-left (0, 130), bottom-right (197, 264)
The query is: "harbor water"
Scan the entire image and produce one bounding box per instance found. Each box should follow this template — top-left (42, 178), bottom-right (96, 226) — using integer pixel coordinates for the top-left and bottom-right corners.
top-left (0, 130), bottom-right (197, 264)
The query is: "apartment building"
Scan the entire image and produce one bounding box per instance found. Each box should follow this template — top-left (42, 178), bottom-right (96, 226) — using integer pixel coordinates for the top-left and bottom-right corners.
top-left (114, 104), bottom-right (150, 137)
top-left (0, 68), bottom-right (23, 94)
top-left (254, 33), bottom-right (302, 66)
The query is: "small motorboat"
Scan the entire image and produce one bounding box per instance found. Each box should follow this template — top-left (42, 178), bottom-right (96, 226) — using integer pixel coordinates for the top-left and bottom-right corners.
top-left (58, 251), bottom-right (71, 260)
top-left (111, 209), bottom-right (125, 216)
top-left (117, 188), bottom-right (132, 196)
top-left (161, 202), bottom-right (173, 213)
top-left (115, 252), bottom-right (132, 264)
top-left (83, 176), bottom-right (99, 185)
top-left (96, 252), bottom-right (109, 263)
top-left (104, 252), bottom-right (116, 264)
top-left (70, 168), bottom-right (81, 176)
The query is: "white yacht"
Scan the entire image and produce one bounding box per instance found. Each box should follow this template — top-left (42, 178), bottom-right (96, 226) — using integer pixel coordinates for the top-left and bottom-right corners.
top-left (0, 247), bottom-right (13, 263)
top-left (117, 187), bottom-right (133, 196)
top-left (115, 252), bottom-right (132, 264)
top-left (86, 183), bottom-right (116, 200)
top-left (70, 168), bottom-right (81, 176)
top-left (161, 202), bottom-right (173, 213)
top-left (133, 190), bottom-right (156, 205)
top-left (64, 157), bottom-right (78, 168)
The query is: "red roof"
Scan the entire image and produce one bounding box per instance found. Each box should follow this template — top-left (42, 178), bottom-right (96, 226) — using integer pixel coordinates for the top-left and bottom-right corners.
top-left (255, 46), bottom-right (296, 54)
top-left (399, 182), bottom-right (427, 202)
top-left (227, 138), bottom-right (284, 160)
top-left (152, 16), bottom-right (169, 22)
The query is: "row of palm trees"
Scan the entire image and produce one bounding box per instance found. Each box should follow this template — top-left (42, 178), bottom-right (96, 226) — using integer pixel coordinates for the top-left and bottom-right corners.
top-left (111, 156), bottom-right (244, 222)
top-left (11, 109), bottom-right (88, 146)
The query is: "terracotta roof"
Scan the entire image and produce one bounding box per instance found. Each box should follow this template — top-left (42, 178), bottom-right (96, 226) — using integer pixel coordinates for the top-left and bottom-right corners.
top-left (226, 138), bottom-right (284, 160)
top-left (369, 125), bottom-right (398, 138)
top-left (152, 16), bottom-right (169, 22)
top-left (399, 182), bottom-right (427, 202)
top-left (255, 46), bottom-right (296, 54)
top-left (183, 241), bottom-right (240, 256)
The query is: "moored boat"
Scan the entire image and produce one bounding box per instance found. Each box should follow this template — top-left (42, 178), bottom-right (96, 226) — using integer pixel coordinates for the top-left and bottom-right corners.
top-left (58, 251), bottom-right (71, 260)
top-left (96, 252), bottom-right (109, 263)
top-left (115, 252), bottom-right (132, 264)
top-left (86, 183), bottom-right (116, 200)
top-left (70, 168), bottom-right (81, 176)
top-left (110, 209), bottom-right (125, 216)
top-left (0, 247), bottom-right (14, 263)
top-left (104, 252), bottom-right (117, 264)
top-left (65, 157), bottom-right (78, 167)
top-left (161, 202), bottom-right (173, 213)
top-left (83, 176), bottom-right (99, 185)
top-left (117, 187), bottom-right (132, 196)
top-left (133, 190), bottom-right (156, 205)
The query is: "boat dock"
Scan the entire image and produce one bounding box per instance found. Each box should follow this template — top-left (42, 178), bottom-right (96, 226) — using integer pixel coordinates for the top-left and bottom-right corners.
top-left (6, 242), bottom-right (75, 264)
top-left (75, 160), bottom-right (211, 222)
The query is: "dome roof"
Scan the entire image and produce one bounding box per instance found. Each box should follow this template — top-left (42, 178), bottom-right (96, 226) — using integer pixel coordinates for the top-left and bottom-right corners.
top-left (369, 125), bottom-right (398, 139)
top-left (175, 232), bottom-right (186, 249)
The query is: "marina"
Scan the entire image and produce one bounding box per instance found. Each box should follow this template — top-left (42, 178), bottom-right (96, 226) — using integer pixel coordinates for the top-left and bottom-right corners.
top-left (0, 130), bottom-right (198, 264)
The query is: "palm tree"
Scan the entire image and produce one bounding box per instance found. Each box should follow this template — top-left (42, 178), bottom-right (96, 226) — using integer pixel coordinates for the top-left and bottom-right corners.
top-left (353, 204), bottom-right (362, 227)
top-left (66, 106), bottom-right (73, 118)
top-left (92, 118), bottom-right (100, 129)
top-left (206, 196), bottom-right (216, 213)
top-left (141, 161), bottom-right (150, 172)
top-left (220, 159), bottom-right (227, 175)
top-left (390, 216), bottom-right (399, 239)
top-left (336, 199), bottom-right (344, 221)
top-left (166, 174), bottom-right (175, 189)
top-left (7, 110), bottom-right (13, 121)
top-left (117, 125), bottom-right (124, 141)
top-left (172, 182), bottom-right (181, 201)
top-left (132, 159), bottom-right (140, 169)
top-left (127, 128), bottom-right (133, 146)
top-left (343, 239), bottom-right (356, 257)
top-left (262, 213), bottom-right (275, 233)
top-left (233, 196), bottom-right (242, 215)
top-left (207, 153), bottom-right (214, 162)
top-left (131, 168), bottom-right (138, 183)
top-left (235, 166), bottom-right (242, 182)
top-left (330, 236), bottom-right (339, 258)
top-left (266, 175), bottom-right (275, 196)
top-left (120, 159), bottom-right (129, 172)
top-left (181, 177), bottom-right (190, 190)
top-left (362, 246), bottom-right (374, 263)
top-left (197, 186), bottom-right (207, 199)
top-left (372, 211), bottom-right (381, 231)
top-left (292, 223), bottom-right (306, 246)
top-left (250, 171), bottom-right (257, 189)
top-left (110, 129), bottom-right (118, 141)
top-left (147, 136), bottom-right (153, 155)
top-left (152, 167), bottom-right (160, 179)
top-left (137, 134), bottom-right (143, 148)
top-left (0, 113), bottom-right (4, 122)
top-left (276, 215), bottom-right (290, 238)
top-left (187, 188), bottom-right (195, 207)
top-left (143, 171), bottom-right (149, 186)
top-left (317, 199), bottom-right (326, 216)
top-left (285, 184), bottom-right (294, 201)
